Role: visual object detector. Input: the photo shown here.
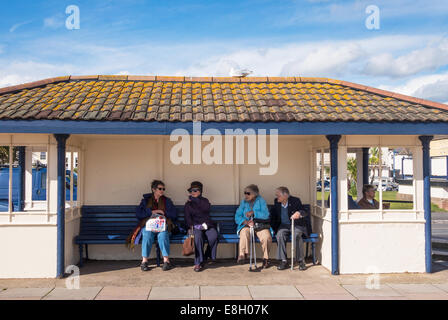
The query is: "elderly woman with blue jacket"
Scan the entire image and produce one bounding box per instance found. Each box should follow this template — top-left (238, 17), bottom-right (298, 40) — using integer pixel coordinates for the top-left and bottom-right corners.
top-left (235, 184), bottom-right (272, 269)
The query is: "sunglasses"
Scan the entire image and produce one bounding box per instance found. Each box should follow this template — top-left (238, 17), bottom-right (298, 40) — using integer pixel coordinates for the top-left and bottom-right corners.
top-left (157, 187), bottom-right (166, 191)
top-left (244, 192), bottom-right (251, 196)
top-left (189, 188), bottom-right (200, 193)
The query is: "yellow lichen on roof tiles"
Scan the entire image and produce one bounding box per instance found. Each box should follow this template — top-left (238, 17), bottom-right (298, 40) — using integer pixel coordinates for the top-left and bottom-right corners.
top-left (0, 75), bottom-right (447, 121)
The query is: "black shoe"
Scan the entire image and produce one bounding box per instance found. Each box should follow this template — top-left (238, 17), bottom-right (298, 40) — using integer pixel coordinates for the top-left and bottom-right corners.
top-left (162, 261), bottom-right (174, 271)
top-left (277, 260), bottom-right (288, 270)
top-left (140, 262), bottom-right (150, 271)
top-left (298, 261), bottom-right (307, 271)
top-left (207, 259), bottom-right (217, 265)
top-left (194, 264), bottom-right (203, 272)
top-left (262, 259), bottom-right (271, 269)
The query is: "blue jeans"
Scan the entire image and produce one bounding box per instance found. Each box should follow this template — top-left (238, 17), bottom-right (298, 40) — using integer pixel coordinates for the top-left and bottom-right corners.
top-left (141, 229), bottom-right (170, 258)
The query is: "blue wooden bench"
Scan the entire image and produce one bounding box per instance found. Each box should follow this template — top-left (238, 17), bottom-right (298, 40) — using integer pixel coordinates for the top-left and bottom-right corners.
top-left (75, 204), bottom-right (319, 267)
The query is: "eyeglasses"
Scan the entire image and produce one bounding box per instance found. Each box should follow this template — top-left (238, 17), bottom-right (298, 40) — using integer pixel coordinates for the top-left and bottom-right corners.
top-left (244, 192), bottom-right (251, 196)
top-left (189, 188), bottom-right (200, 193)
top-left (157, 187), bottom-right (166, 191)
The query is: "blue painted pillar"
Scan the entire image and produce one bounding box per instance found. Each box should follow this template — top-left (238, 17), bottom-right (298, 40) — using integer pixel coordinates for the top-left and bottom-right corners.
top-left (326, 135), bottom-right (342, 275)
top-left (17, 147), bottom-right (25, 211)
top-left (362, 147), bottom-right (369, 185)
top-left (419, 135), bottom-right (433, 273)
top-left (54, 134), bottom-right (70, 278)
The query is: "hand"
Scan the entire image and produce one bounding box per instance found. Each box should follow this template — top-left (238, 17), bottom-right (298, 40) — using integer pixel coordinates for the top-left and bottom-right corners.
top-left (291, 211), bottom-right (301, 220)
top-left (247, 220), bottom-right (254, 227)
top-left (245, 210), bottom-right (254, 218)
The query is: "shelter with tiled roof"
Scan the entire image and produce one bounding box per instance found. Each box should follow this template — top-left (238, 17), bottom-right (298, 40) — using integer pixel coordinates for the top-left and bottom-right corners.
top-left (0, 75), bottom-right (447, 278)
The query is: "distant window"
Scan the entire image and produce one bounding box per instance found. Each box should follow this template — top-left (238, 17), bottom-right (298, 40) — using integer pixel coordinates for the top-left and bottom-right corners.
top-left (40, 152), bottom-right (46, 160)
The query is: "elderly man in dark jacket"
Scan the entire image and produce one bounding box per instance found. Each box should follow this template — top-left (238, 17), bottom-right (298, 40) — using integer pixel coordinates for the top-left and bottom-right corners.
top-left (270, 187), bottom-right (308, 271)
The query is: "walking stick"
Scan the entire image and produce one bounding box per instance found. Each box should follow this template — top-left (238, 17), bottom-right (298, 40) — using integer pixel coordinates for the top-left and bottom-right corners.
top-left (291, 217), bottom-right (295, 271)
top-left (249, 217), bottom-right (258, 272)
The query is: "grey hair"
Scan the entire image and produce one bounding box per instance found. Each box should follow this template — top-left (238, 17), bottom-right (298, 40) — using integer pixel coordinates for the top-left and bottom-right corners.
top-left (245, 184), bottom-right (259, 196)
top-left (276, 186), bottom-right (290, 195)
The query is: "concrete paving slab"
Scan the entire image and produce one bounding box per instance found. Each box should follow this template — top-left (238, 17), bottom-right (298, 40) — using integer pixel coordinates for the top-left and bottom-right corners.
top-left (43, 287), bottom-right (102, 300)
top-left (342, 284), bottom-right (402, 297)
top-left (201, 286), bottom-right (252, 300)
top-left (149, 286), bottom-right (199, 300)
top-left (95, 286), bottom-right (151, 300)
top-left (302, 294), bottom-right (356, 300)
top-left (388, 284), bottom-right (446, 294)
top-left (248, 285), bottom-right (302, 299)
top-left (357, 296), bottom-right (409, 300)
top-left (0, 287), bottom-right (53, 300)
top-left (434, 283), bottom-right (448, 293)
top-left (296, 283), bottom-right (348, 295)
top-left (404, 293), bottom-right (448, 300)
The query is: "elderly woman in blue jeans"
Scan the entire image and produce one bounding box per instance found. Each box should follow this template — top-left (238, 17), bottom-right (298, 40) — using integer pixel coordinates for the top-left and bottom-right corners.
top-left (135, 180), bottom-right (177, 272)
top-left (235, 184), bottom-right (272, 269)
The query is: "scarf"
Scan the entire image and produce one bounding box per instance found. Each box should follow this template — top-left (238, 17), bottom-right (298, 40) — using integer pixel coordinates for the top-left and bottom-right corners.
top-left (147, 194), bottom-right (166, 212)
top-left (125, 194), bottom-right (171, 250)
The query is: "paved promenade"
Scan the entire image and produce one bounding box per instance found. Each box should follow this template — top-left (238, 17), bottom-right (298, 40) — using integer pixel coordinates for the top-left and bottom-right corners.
top-left (1, 260), bottom-right (448, 300)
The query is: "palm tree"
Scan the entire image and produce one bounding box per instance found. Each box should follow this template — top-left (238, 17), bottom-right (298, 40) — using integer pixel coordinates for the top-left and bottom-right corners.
top-left (0, 147), bottom-right (18, 165)
top-left (347, 156), bottom-right (357, 195)
top-left (369, 147), bottom-right (379, 184)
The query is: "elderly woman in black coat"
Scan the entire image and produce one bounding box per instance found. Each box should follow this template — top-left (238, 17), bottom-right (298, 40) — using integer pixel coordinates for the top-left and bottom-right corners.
top-left (184, 181), bottom-right (219, 272)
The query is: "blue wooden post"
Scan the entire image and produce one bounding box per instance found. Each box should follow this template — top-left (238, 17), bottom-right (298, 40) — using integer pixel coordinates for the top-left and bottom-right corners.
top-left (54, 134), bottom-right (70, 278)
top-left (17, 147), bottom-right (25, 211)
top-left (326, 135), bottom-right (341, 275)
top-left (419, 135), bottom-right (433, 273)
top-left (362, 147), bottom-right (369, 185)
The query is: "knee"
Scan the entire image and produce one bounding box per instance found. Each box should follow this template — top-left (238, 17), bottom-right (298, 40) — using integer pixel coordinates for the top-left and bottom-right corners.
top-left (262, 235), bottom-right (272, 245)
top-left (276, 231), bottom-right (286, 241)
top-left (240, 227), bottom-right (250, 237)
top-left (159, 231), bottom-right (170, 241)
top-left (207, 230), bottom-right (218, 242)
top-left (142, 229), bottom-right (151, 240)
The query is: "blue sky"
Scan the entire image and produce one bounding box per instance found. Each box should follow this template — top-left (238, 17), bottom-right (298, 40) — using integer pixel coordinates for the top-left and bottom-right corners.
top-left (1, 0), bottom-right (448, 103)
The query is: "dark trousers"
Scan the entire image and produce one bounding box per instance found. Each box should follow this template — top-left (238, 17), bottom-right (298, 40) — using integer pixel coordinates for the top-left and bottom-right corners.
top-left (193, 227), bottom-right (219, 266)
top-left (276, 224), bottom-right (306, 263)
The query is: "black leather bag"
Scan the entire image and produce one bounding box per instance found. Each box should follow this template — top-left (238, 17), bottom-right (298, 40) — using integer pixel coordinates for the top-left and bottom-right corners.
top-left (253, 218), bottom-right (270, 232)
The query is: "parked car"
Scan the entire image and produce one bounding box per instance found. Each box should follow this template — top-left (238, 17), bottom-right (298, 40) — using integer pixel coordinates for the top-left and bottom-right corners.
top-left (317, 179), bottom-right (330, 191)
top-left (372, 178), bottom-right (398, 192)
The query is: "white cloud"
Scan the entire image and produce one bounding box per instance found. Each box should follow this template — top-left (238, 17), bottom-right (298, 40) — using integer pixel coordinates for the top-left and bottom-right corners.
top-left (43, 15), bottom-right (64, 29)
top-left (9, 20), bottom-right (33, 33)
top-left (379, 73), bottom-right (448, 104)
top-left (1, 33), bottom-right (448, 105)
top-left (0, 60), bottom-right (76, 87)
top-left (363, 38), bottom-right (448, 77)
top-left (172, 35), bottom-right (442, 78)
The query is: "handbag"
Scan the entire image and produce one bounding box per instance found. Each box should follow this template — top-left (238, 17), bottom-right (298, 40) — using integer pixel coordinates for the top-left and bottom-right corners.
top-left (182, 228), bottom-right (195, 256)
top-left (253, 218), bottom-right (270, 232)
top-left (146, 214), bottom-right (167, 233)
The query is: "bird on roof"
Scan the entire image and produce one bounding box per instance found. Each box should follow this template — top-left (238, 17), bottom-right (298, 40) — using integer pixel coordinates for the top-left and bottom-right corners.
top-left (229, 67), bottom-right (253, 78)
